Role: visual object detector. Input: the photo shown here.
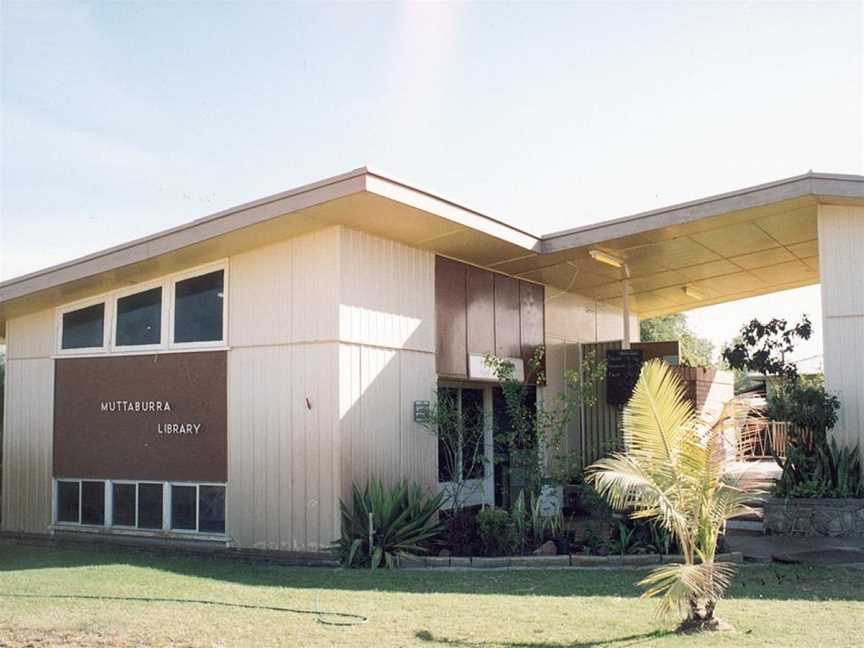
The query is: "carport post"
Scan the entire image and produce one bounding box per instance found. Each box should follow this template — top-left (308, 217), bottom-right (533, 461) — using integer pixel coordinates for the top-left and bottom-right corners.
top-left (818, 204), bottom-right (864, 460)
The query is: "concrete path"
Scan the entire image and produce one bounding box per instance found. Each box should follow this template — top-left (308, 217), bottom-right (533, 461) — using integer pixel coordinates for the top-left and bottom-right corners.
top-left (725, 532), bottom-right (864, 564)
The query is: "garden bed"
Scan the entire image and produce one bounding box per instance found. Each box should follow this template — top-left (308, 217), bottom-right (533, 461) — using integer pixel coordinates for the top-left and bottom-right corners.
top-left (398, 551), bottom-right (743, 569)
top-left (764, 497), bottom-right (864, 537)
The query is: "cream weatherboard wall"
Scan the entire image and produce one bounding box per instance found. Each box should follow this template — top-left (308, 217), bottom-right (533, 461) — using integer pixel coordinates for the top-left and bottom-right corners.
top-left (226, 227), bottom-right (342, 551)
top-left (227, 225), bottom-right (437, 551)
top-left (1, 223), bottom-right (636, 551)
top-left (1, 309), bottom-right (55, 534)
top-left (818, 205), bottom-right (864, 459)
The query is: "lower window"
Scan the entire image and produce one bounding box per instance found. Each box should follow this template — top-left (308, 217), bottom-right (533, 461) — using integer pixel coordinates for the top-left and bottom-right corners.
top-left (54, 479), bottom-right (224, 535)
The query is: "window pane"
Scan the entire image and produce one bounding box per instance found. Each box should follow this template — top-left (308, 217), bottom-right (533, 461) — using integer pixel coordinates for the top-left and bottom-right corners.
top-left (171, 485), bottom-right (196, 530)
top-left (57, 481), bottom-right (80, 523)
top-left (61, 304), bottom-right (104, 349)
top-left (116, 287), bottom-right (162, 346)
top-left (461, 388), bottom-right (485, 480)
top-left (174, 270), bottom-right (224, 343)
top-left (198, 486), bottom-right (226, 534)
top-left (81, 481), bottom-right (105, 526)
top-left (138, 483), bottom-right (163, 529)
top-left (437, 387), bottom-right (459, 482)
top-left (112, 483), bottom-right (136, 527)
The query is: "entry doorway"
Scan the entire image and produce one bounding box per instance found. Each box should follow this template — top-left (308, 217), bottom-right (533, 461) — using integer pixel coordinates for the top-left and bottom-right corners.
top-left (436, 381), bottom-right (538, 509)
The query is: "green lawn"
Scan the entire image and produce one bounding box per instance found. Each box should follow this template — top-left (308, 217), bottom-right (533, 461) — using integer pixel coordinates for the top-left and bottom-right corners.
top-left (0, 543), bottom-right (861, 647)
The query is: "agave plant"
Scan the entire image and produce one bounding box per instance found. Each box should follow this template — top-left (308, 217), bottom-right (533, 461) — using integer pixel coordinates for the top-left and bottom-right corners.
top-left (332, 480), bottom-right (446, 569)
top-left (587, 360), bottom-right (760, 631)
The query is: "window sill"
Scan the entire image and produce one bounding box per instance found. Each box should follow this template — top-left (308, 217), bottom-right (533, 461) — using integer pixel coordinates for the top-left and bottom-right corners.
top-left (52, 346), bottom-right (230, 360)
top-left (51, 524), bottom-right (230, 544)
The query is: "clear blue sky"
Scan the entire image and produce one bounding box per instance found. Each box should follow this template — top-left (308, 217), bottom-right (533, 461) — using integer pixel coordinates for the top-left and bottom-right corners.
top-left (2, 2), bottom-right (862, 360)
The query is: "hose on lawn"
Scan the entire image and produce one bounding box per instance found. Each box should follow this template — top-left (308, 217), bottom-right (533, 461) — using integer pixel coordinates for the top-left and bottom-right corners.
top-left (0, 593), bottom-right (368, 627)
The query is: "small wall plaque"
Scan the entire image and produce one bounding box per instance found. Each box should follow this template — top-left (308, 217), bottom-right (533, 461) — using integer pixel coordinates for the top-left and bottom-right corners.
top-left (413, 400), bottom-right (431, 423)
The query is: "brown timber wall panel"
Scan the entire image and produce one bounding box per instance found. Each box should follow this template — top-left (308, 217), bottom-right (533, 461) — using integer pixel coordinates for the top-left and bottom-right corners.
top-left (435, 257), bottom-right (468, 377)
top-left (435, 256), bottom-right (546, 381)
top-left (54, 352), bottom-right (227, 482)
top-left (466, 266), bottom-right (495, 356)
top-left (520, 281), bottom-right (545, 377)
top-left (494, 274), bottom-right (521, 358)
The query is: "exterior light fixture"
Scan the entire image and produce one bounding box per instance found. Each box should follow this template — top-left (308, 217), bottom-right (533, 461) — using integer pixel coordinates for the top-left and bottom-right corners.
top-left (682, 285), bottom-right (704, 300)
top-left (588, 249), bottom-right (625, 268)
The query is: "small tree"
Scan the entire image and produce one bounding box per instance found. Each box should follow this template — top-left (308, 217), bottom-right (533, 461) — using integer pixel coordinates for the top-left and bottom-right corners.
top-left (422, 387), bottom-right (487, 512)
top-left (485, 346), bottom-right (605, 498)
top-left (640, 314), bottom-right (714, 367)
top-left (587, 360), bottom-right (762, 632)
top-left (721, 315), bottom-right (812, 381)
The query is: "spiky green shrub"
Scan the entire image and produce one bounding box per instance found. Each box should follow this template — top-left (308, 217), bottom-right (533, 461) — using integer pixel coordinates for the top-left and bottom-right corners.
top-left (332, 480), bottom-right (445, 568)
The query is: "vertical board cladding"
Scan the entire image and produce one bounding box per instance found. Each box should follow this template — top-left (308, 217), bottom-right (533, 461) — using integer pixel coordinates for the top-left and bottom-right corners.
top-left (227, 226), bottom-right (344, 551)
top-left (339, 228), bottom-right (435, 352)
top-left (337, 345), bottom-right (437, 496)
top-left (229, 227), bottom-right (340, 347)
top-left (5, 310), bottom-right (55, 359)
top-left (434, 256), bottom-right (547, 380)
top-left (520, 280), bottom-right (545, 377)
top-left (227, 344), bottom-right (340, 551)
top-left (435, 257), bottom-right (468, 377)
top-left (818, 205), bottom-right (864, 454)
top-left (466, 266), bottom-right (495, 356)
top-left (493, 274), bottom-right (521, 358)
top-left (2, 310), bottom-right (56, 534)
top-left (1, 359), bottom-right (54, 534)
top-left (228, 225), bottom-right (438, 551)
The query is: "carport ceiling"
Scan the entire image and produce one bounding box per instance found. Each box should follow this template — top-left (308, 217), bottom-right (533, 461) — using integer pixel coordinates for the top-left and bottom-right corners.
top-left (490, 197), bottom-right (828, 318)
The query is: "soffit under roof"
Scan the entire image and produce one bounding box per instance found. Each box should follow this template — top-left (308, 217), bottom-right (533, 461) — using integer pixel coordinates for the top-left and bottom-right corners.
top-left (0, 169), bottom-right (861, 337)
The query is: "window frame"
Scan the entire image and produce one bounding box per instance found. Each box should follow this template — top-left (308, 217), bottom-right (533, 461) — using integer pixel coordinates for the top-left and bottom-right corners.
top-left (168, 263), bottom-right (228, 350)
top-left (56, 297), bottom-right (111, 356)
top-left (110, 480), bottom-right (139, 529)
top-left (435, 381), bottom-right (495, 509)
top-left (111, 279), bottom-right (169, 352)
top-left (51, 478), bottom-right (228, 538)
top-left (54, 260), bottom-right (229, 356)
top-left (54, 478), bottom-right (108, 528)
top-left (168, 482), bottom-right (200, 533)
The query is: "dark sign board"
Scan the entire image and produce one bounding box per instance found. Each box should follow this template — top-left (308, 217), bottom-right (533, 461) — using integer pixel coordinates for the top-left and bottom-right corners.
top-left (54, 351), bottom-right (227, 482)
top-left (606, 349), bottom-right (644, 407)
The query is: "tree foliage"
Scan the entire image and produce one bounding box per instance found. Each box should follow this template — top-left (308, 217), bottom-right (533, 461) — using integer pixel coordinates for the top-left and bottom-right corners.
top-left (721, 316), bottom-right (812, 380)
top-left (485, 346), bottom-right (605, 494)
top-left (587, 361), bottom-right (762, 630)
top-left (639, 314), bottom-right (714, 367)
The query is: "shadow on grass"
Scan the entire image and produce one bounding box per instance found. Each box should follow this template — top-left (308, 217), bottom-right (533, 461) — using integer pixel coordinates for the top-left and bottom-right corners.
top-left (414, 629), bottom-right (674, 648)
top-left (2, 542), bottom-right (862, 603)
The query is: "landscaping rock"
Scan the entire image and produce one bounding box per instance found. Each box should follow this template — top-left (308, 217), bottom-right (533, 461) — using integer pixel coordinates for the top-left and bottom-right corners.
top-left (438, 548), bottom-right (451, 558)
top-left (533, 540), bottom-right (558, 556)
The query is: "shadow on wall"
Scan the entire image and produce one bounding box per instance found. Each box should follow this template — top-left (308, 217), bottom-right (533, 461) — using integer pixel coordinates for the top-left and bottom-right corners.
top-left (1, 543), bottom-right (862, 603)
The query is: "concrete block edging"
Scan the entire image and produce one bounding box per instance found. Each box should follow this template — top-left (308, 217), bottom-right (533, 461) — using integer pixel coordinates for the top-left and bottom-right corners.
top-left (398, 552), bottom-right (744, 569)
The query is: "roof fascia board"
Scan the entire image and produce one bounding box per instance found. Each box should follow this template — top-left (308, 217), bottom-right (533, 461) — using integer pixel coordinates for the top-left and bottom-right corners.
top-left (0, 169), bottom-right (368, 304)
top-left (540, 173), bottom-right (864, 254)
top-left (364, 171), bottom-right (541, 252)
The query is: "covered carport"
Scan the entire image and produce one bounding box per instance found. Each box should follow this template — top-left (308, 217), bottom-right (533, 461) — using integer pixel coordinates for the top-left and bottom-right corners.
top-left (486, 172), bottom-right (864, 457)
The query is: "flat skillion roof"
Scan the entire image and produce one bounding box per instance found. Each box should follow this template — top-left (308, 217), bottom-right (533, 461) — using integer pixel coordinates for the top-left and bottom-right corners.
top-left (1, 167), bottom-right (863, 337)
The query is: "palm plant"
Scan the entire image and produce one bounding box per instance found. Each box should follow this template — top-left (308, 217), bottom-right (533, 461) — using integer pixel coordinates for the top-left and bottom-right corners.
top-left (587, 360), bottom-right (760, 632)
top-left (332, 480), bottom-right (446, 569)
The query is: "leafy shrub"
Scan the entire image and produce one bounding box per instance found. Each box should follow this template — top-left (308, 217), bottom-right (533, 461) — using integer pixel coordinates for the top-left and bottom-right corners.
top-left (332, 480), bottom-right (445, 568)
top-left (477, 507), bottom-right (512, 556)
top-left (774, 438), bottom-right (863, 498)
top-left (768, 382), bottom-right (840, 437)
top-left (444, 508), bottom-right (480, 556)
